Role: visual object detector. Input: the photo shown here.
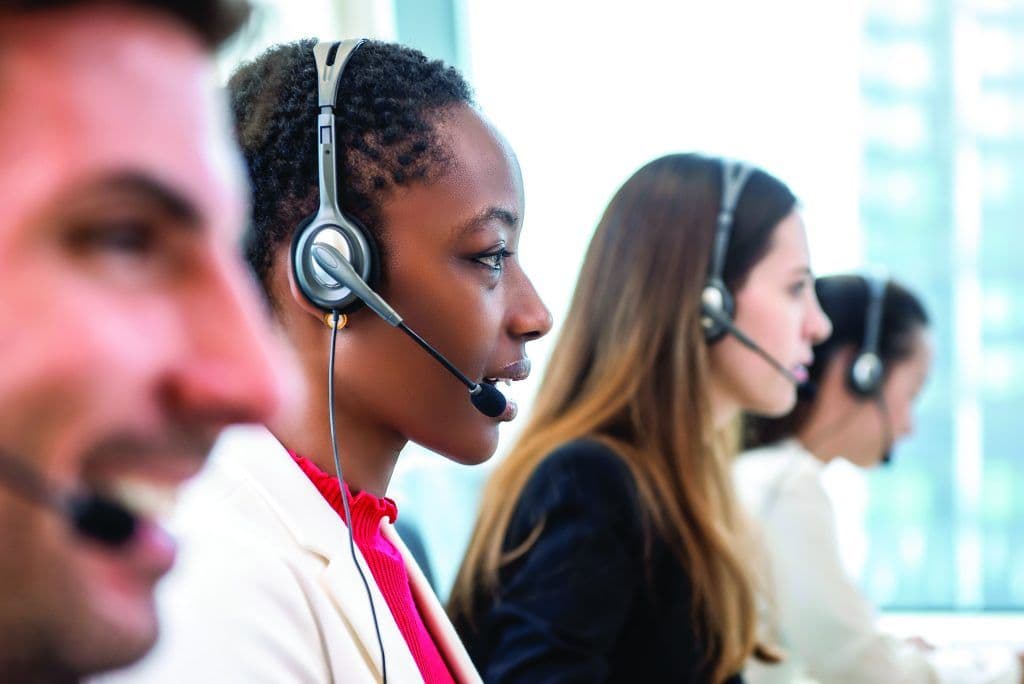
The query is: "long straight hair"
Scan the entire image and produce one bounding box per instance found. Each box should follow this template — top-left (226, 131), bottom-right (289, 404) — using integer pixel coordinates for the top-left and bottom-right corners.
top-left (449, 153), bottom-right (796, 683)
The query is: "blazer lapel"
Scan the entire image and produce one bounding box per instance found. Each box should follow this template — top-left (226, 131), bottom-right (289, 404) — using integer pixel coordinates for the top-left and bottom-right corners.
top-left (320, 547), bottom-right (421, 683)
top-left (383, 524), bottom-right (483, 684)
top-left (214, 425), bottom-right (421, 683)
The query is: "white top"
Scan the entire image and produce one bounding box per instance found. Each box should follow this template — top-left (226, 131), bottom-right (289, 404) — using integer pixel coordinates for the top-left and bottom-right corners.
top-left (91, 425), bottom-right (481, 684)
top-left (734, 438), bottom-right (1020, 684)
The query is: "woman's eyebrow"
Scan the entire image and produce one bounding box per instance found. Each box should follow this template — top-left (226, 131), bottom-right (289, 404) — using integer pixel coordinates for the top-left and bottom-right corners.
top-left (451, 207), bottom-right (519, 238)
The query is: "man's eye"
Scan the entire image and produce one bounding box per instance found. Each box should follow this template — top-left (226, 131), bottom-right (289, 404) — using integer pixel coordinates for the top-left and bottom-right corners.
top-left (69, 220), bottom-right (156, 256)
top-left (62, 217), bottom-right (190, 287)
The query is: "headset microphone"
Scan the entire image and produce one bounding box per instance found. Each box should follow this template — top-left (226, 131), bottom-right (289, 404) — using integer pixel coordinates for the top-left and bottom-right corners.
top-left (293, 39), bottom-right (505, 683)
top-left (0, 452), bottom-right (136, 547)
top-left (844, 274), bottom-right (894, 464)
top-left (875, 392), bottom-right (895, 466)
top-left (292, 39), bottom-right (398, 682)
top-left (311, 243), bottom-right (507, 418)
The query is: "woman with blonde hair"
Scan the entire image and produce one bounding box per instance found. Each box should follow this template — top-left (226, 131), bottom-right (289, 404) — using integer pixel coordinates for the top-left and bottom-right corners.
top-left (449, 153), bottom-right (832, 682)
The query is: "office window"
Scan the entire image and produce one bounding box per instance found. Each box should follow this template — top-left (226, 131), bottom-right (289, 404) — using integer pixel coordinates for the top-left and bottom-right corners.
top-left (858, 0), bottom-right (1024, 610)
top-left (387, 0), bottom-right (1024, 612)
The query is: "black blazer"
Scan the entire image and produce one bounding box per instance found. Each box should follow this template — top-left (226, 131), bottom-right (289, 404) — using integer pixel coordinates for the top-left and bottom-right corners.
top-left (455, 439), bottom-right (744, 683)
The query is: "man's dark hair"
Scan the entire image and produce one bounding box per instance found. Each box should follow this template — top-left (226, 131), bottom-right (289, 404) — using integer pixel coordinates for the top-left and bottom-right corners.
top-left (228, 38), bottom-right (474, 299)
top-left (1, 0), bottom-right (250, 49)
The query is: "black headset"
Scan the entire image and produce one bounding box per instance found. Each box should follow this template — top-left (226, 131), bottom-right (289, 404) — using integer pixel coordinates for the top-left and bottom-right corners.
top-left (847, 274), bottom-right (888, 397)
top-left (291, 39), bottom-right (379, 315)
top-left (701, 160), bottom-right (755, 343)
top-left (698, 159), bottom-right (812, 389)
top-left (289, 40), bottom-right (505, 419)
top-left (291, 39), bottom-right (390, 683)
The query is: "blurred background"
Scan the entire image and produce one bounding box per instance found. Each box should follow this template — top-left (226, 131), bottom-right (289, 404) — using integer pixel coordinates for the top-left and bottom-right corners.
top-left (219, 0), bottom-right (1024, 637)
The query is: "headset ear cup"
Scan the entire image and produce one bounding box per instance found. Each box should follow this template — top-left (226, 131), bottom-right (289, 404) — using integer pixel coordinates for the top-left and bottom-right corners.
top-left (290, 212), bottom-right (380, 315)
top-left (848, 351), bottom-right (883, 397)
top-left (848, 275), bottom-right (887, 397)
top-left (701, 280), bottom-right (735, 343)
top-left (847, 356), bottom-right (864, 395)
top-left (344, 211), bottom-right (381, 291)
top-left (290, 213), bottom-right (320, 308)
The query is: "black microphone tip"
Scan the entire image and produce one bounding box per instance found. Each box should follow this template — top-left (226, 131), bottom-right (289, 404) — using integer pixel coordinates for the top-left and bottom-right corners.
top-left (471, 382), bottom-right (507, 418)
top-left (68, 494), bottom-right (137, 547)
top-left (797, 380), bottom-right (818, 401)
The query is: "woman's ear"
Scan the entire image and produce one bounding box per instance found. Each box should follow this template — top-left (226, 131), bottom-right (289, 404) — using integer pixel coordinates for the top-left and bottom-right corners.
top-left (820, 345), bottom-right (858, 400)
top-left (282, 247), bottom-right (325, 319)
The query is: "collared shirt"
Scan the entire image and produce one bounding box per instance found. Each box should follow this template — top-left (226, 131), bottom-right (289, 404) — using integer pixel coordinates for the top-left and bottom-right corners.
top-left (735, 438), bottom-right (1020, 684)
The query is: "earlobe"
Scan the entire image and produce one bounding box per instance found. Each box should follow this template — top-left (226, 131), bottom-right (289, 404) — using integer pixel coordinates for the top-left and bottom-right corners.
top-left (820, 346), bottom-right (857, 401)
top-left (287, 262), bottom-right (326, 318)
top-left (277, 246), bottom-right (325, 322)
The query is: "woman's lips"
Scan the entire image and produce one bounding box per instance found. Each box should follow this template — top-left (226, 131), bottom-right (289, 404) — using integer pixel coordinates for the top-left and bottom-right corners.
top-left (498, 396), bottom-right (518, 422)
top-left (480, 357), bottom-right (530, 422)
top-left (491, 358), bottom-right (530, 382)
top-left (792, 364), bottom-right (810, 385)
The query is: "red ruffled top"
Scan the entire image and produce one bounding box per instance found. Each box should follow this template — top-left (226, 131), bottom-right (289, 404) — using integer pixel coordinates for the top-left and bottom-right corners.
top-left (290, 452), bottom-right (454, 684)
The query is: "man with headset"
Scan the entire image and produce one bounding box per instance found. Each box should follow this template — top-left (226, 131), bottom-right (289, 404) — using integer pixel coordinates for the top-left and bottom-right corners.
top-left (0, 1), bottom-right (289, 680)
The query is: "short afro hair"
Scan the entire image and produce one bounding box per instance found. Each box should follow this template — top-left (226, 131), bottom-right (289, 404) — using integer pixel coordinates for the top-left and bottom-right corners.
top-left (228, 38), bottom-right (474, 298)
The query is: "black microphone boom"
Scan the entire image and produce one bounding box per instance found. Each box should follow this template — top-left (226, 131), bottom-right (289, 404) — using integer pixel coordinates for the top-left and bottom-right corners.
top-left (311, 243), bottom-right (507, 418)
top-left (701, 305), bottom-right (800, 385)
top-left (0, 451), bottom-right (136, 547)
top-left (393, 320), bottom-right (507, 418)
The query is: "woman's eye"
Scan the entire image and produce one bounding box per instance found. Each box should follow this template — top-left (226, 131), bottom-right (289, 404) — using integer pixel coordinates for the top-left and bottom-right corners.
top-left (473, 248), bottom-right (512, 272)
top-left (789, 276), bottom-right (812, 296)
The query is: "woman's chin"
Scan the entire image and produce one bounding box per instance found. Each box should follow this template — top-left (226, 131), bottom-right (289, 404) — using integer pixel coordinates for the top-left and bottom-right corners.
top-left (446, 437), bottom-right (499, 466)
top-left (749, 386), bottom-right (798, 418)
top-left (417, 425), bottom-right (499, 466)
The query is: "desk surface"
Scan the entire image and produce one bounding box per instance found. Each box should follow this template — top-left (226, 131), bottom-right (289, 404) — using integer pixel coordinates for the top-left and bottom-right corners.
top-left (879, 612), bottom-right (1024, 649)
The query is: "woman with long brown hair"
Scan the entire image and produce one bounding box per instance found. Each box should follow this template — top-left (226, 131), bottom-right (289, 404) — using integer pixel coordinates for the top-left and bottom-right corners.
top-left (449, 153), bottom-right (832, 682)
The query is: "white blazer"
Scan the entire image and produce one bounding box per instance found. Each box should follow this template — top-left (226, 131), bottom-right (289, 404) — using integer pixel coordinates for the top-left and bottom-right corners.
top-left (734, 439), bottom-right (1020, 684)
top-left (94, 425), bottom-right (482, 684)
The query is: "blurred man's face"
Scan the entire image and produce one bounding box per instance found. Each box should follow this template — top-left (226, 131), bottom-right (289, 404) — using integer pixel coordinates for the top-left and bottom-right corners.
top-left (0, 6), bottom-right (286, 677)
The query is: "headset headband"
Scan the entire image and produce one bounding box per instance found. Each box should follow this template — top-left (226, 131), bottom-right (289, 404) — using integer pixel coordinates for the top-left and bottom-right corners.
top-left (861, 274), bottom-right (886, 361)
top-left (313, 39), bottom-right (365, 219)
top-left (848, 272), bottom-right (889, 396)
top-left (701, 159), bottom-right (755, 342)
top-left (707, 160), bottom-right (755, 286)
